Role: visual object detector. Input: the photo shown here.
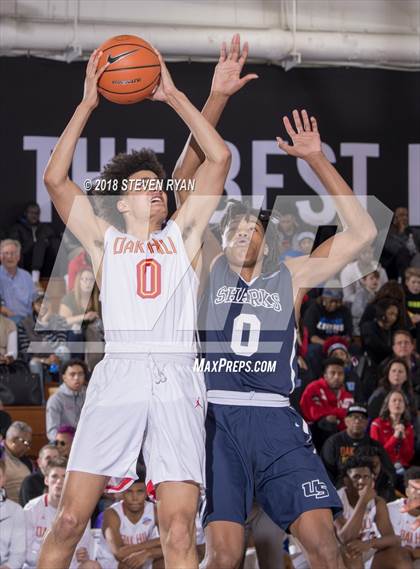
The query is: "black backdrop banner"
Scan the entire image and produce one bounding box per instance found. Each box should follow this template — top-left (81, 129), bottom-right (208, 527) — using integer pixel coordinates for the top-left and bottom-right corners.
top-left (1, 56), bottom-right (419, 232)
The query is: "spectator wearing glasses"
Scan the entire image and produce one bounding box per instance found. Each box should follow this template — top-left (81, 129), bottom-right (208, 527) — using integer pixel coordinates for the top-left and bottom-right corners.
top-left (0, 240), bottom-right (37, 324)
top-left (0, 421), bottom-right (33, 502)
top-left (46, 359), bottom-right (87, 441)
top-left (19, 443), bottom-right (60, 507)
top-left (54, 425), bottom-right (76, 459)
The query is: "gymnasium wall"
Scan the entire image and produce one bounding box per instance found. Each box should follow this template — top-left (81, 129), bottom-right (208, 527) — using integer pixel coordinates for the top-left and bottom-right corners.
top-left (1, 56), bottom-right (419, 232)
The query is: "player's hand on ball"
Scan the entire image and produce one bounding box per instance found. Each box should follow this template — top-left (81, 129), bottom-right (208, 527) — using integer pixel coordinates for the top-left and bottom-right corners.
top-left (211, 33), bottom-right (258, 97)
top-left (82, 49), bottom-right (109, 109)
top-left (148, 50), bottom-right (178, 103)
top-left (276, 110), bottom-right (322, 159)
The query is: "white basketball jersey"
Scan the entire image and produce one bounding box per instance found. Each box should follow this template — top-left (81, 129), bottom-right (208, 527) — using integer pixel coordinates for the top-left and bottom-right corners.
top-left (337, 487), bottom-right (381, 541)
top-left (388, 498), bottom-right (420, 556)
top-left (23, 495), bottom-right (94, 569)
top-left (101, 221), bottom-right (198, 353)
top-left (111, 500), bottom-right (158, 544)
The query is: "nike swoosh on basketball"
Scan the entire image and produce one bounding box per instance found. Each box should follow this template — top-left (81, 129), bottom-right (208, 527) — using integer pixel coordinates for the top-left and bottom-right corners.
top-left (107, 49), bottom-right (140, 65)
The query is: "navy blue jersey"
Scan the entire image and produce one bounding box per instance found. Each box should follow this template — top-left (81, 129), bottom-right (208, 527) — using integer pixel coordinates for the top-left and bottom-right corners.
top-left (198, 255), bottom-right (298, 395)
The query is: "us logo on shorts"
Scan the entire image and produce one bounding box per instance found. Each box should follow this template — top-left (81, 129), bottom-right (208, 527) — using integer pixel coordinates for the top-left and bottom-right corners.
top-left (302, 479), bottom-right (329, 499)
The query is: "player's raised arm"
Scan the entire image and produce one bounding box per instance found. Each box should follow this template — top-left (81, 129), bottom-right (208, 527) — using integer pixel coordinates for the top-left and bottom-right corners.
top-left (172, 33), bottom-right (258, 208)
top-left (280, 110), bottom-right (377, 298)
top-left (149, 51), bottom-right (231, 237)
top-left (43, 49), bottom-right (109, 252)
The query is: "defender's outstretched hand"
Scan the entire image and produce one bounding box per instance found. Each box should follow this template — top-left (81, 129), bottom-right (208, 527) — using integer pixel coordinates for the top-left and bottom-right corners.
top-left (276, 109), bottom-right (322, 159)
top-left (82, 49), bottom-right (109, 110)
top-left (211, 33), bottom-right (258, 97)
top-left (148, 50), bottom-right (178, 103)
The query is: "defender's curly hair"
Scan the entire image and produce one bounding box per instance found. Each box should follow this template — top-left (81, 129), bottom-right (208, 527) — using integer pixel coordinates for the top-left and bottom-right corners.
top-left (89, 149), bottom-right (166, 231)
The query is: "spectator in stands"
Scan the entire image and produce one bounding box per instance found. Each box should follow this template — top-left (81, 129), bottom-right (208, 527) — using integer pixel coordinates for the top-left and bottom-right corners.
top-left (300, 357), bottom-right (354, 450)
top-left (19, 443), bottom-right (59, 507)
top-left (405, 268), bottom-right (420, 323)
top-left (335, 455), bottom-right (411, 569)
top-left (405, 267), bottom-right (420, 351)
top-left (18, 292), bottom-right (69, 384)
top-left (0, 400), bottom-right (12, 440)
top-left (0, 240), bottom-right (37, 324)
top-left (340, 244), bottom-right (388, 305)
top-left (321, 404), bottom-right (394, 487)
top-left (100, 470), bottom-right (163, 568)
top-left (59, 268), bottom-right (104, 369)
top-left (59, 268), bottom-right (99, 329)
top-left (360, 280), bottom-right (410, 331)
top-left (361, 299), bottom-right (400, 366)
top-left (9, 202), bottom-right (59, 283)
top-left (381, 330), bottom-right (420, 395)
top-left (388, 466), bottom-right (420, 566)
top-left (276, 210), bottom-right (301, 253)
top-left (303, 287), bottom-right (352, 377)
top-left (0, 458), bottom-right (26, 569)
top-left (54, 425), bottom-right (76, 459)
top-left (297, 231), bottom-right (315, 255)
top-left (368, 358), bottom-right (416, 419)
top-left (46, 359), bottom-right (87, 441)
top-left (0, 313), bottom-right (17, 367)
top-left (370, 391), bottom-right (415, 469)
top-left (23, 456), bottom-right (100, 569)
top-left (411, 232), bottom-right (420, 269)
top-left (0, 421), bottom-right (33, 502)
top-left (381, 207), bottom-right (416, 280)
top-left (351, 270), bottom-right (380, 336)
top-left (322, 336), bottom-right (364, 402)
top-left (354, 446), bottom-right (397, 503)
top-left (67, 247), bottom-right (91, 292)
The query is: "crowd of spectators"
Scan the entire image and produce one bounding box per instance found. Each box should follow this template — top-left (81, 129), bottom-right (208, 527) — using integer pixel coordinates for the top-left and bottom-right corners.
top-left (1, 203), bottom-right (420, 567)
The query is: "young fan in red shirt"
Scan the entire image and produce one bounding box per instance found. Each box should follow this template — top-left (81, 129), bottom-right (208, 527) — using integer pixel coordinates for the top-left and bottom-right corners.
top-left (370, 390), bottom-right (414, 468)
top-left (300, 357), bottom-right (354, 450)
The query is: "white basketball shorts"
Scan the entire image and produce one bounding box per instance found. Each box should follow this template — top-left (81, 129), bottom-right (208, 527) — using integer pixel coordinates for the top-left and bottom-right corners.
top-left (67, 353), bottom-right (206, 492)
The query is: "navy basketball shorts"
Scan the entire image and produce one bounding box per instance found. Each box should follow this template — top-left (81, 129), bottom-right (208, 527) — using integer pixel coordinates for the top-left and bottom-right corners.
top-left (203, 402), bottom-right (342, 531)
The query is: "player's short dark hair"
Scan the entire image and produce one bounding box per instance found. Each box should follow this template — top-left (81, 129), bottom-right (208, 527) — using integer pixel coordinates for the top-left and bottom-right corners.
top-left (341, 455), bottom-right (375, 476)
top-left (323, 357), bottom-right (345, 373)
top-left (220, 200), bottom-right (267, 235)
top-left (404, 466), bottom-right (420, 486)
top-left (219, 199), bottom-right (281, 274)
top-left (91, 149), bottom-right (166, 230)
top-left (61, 358), bottom-right (88, 378)
top-left (45, 456), bottom-right (68, 476)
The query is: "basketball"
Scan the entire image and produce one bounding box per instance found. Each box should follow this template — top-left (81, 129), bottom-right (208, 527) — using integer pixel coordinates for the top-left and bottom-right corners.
top-left (97, 35), bottom-right (160, 104)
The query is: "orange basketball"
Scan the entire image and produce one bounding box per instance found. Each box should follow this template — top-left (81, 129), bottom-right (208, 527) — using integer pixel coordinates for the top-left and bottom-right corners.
top-left (97, 35), bottom-right (160, 104)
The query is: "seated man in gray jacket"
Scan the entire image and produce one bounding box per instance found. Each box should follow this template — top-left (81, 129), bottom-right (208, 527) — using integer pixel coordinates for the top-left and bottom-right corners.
top-left (46, 359), bottom-right (87, 441)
